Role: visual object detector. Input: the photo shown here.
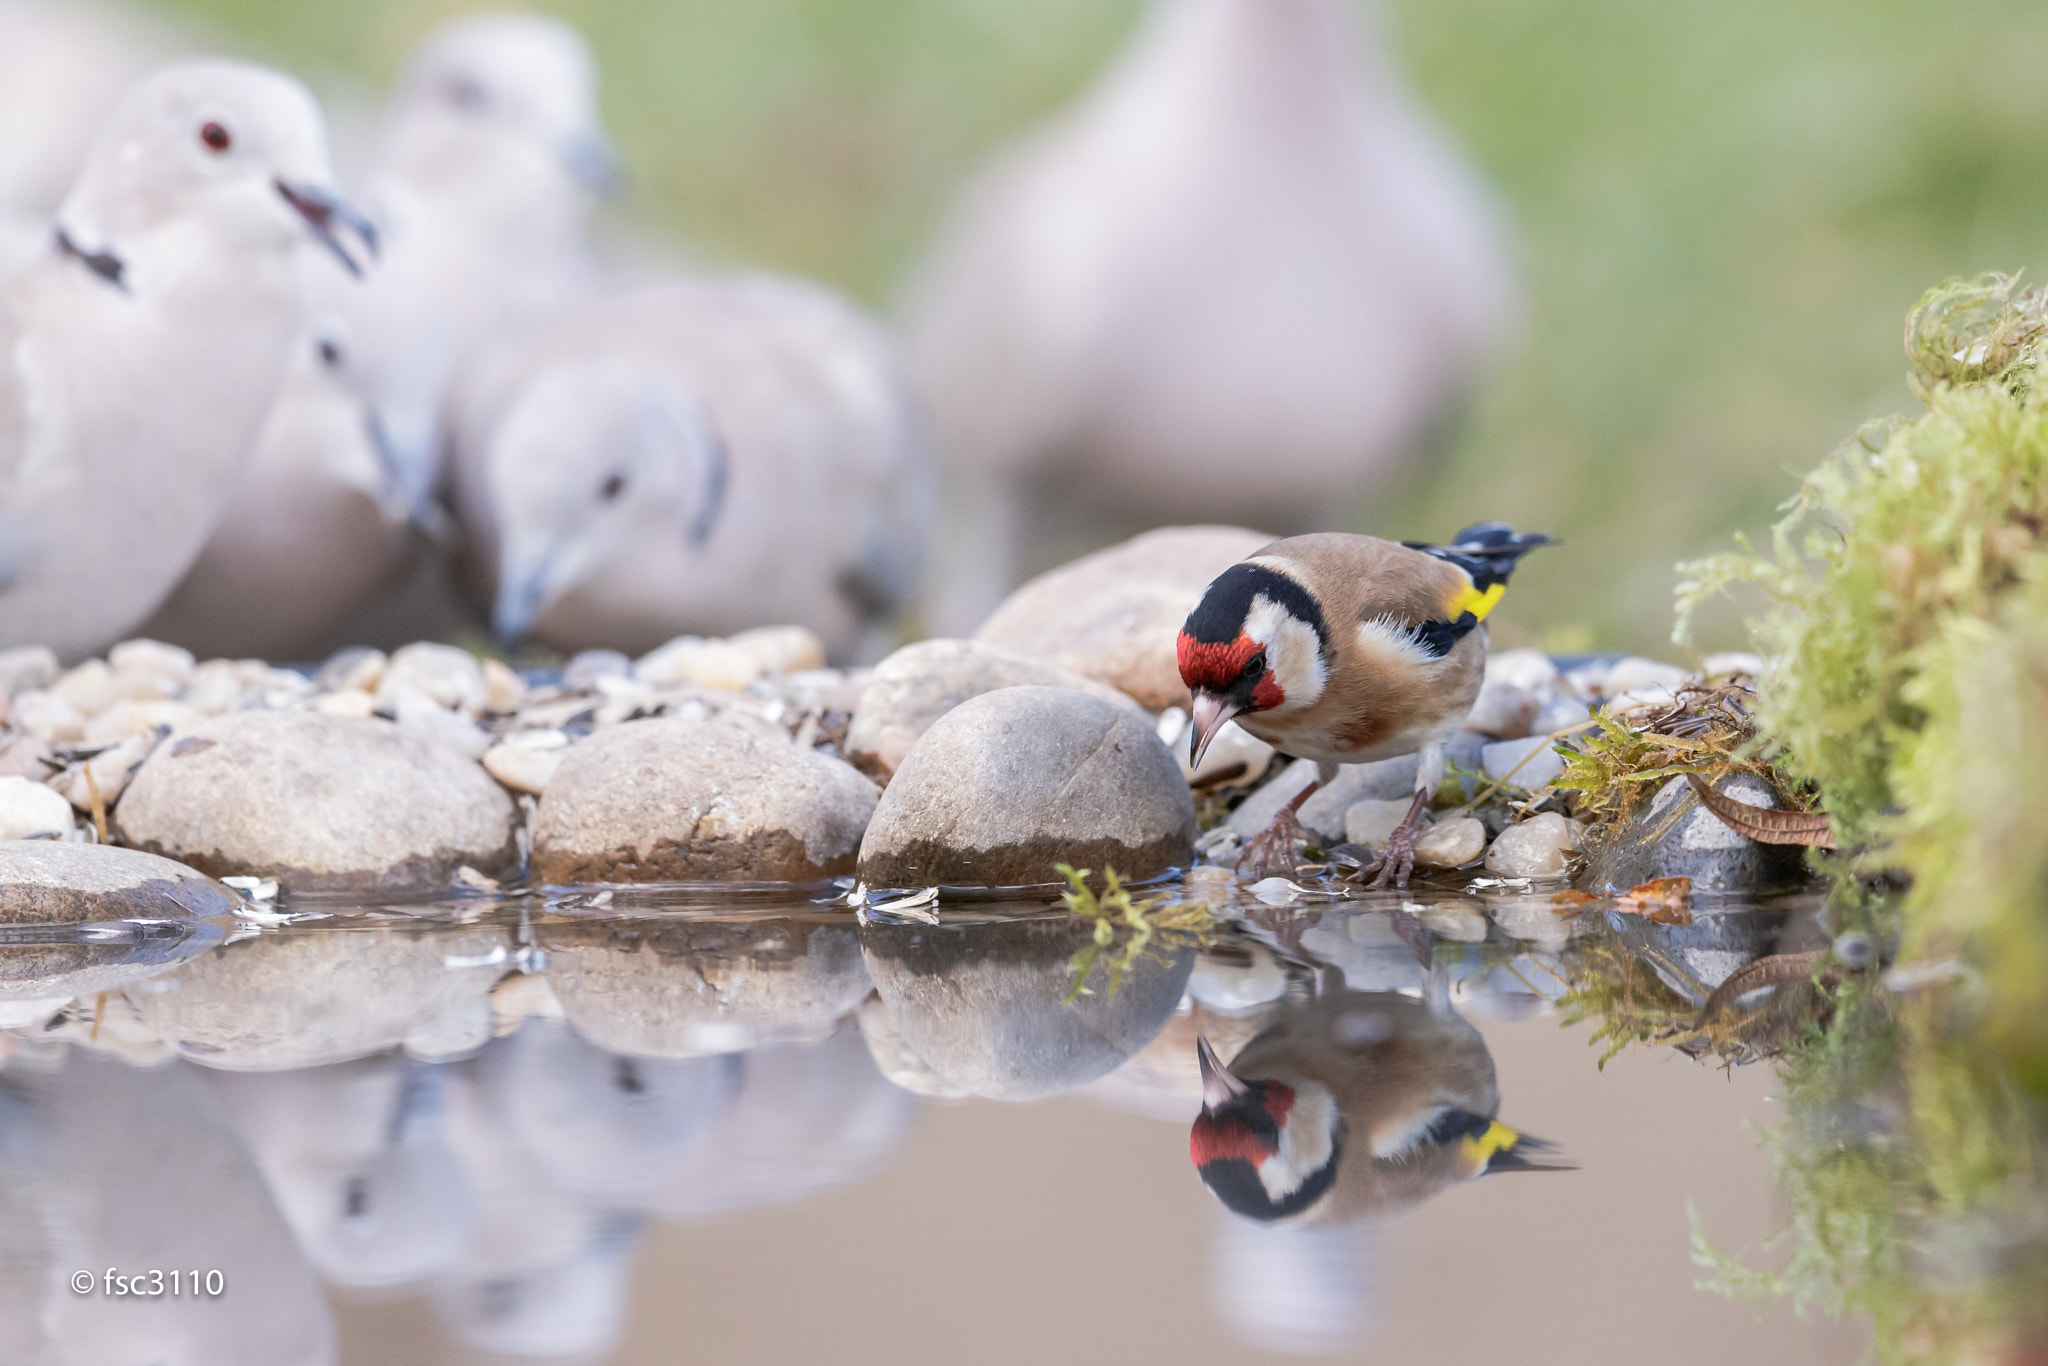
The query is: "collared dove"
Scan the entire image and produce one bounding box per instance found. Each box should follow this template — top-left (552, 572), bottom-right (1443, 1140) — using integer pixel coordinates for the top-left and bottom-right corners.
top-left (138, 242), bottom-right (451, 660)
top-left (368, 10), bottom-right (614, 357)
top-left (0, 0), bottom-right (185, 210)
top-left (901, 0), bottom-right (1517, 632)
top-left (0, 59), bottom-right (375, 662)
top-left (448, 273), bottom-right (933, 661)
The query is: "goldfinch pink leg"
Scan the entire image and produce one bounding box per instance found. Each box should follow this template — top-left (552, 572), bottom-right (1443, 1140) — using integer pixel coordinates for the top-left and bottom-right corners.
top-left (1239, 782), bottom-right (1315, 880)
top-left (1365, 791), bottom-right (1431, 889)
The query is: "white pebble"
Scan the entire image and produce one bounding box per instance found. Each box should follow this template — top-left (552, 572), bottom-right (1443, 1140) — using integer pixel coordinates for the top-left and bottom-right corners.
top-left (728, 625), bottom-right (827, 677)
top-left (82, 699), bottom-right (198, 744)
top-left (635, 635), bottom-right (762, 691)
top-left (502, 727), bottom-right (570, 751)
top-left (180, 661), bottom-right (246, 716)
top-left (483, 742), bottom-right (564, 795)
top-left (0, 774), bottom-right (75, 838)
top-left (1409, 898), bottom-right (1487, 942)
top-left (1485, 648), bottom-right (1561, 696)
top-left (482, 658), bottom-right (527, 714)
top-left (55, 733), bottom-right (151, 812)
top-left (384, 684), bottom-right (490, 757)
top-left (51, 659), bottom-right (116, 714)
top-left (1482, 812), bottom-right (1580, 879)
top-left (380, 642), bottom-right (488, 714)
top-left (108, 638), bottom-right (196, 690)
top-left (0, 646), bottom-right (58, 696)
top-left (12, 690), bottom-right (84, 742)
top-left (312, 689), bottom-right (377, 718)
top-left (1481, 735), bottom-right (1566, 791)
top-left (1412, 816), bottom-right (1486, 869)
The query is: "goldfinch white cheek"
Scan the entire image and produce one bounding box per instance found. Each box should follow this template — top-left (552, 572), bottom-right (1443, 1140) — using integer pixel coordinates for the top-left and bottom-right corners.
top-left (1242, 595), bottom-right (1327, 714)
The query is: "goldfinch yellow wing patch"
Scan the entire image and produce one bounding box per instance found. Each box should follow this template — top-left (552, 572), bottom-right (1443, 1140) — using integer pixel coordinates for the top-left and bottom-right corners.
top-left (1447, 579), bottom-right (1506, 622)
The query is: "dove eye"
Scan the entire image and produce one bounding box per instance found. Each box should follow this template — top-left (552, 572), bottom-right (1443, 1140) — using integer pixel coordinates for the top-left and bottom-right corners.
top-left (442, 74), bottom-right (488, 111)
top-left (599, 473), bottom-right (626, 501)
top-left (316, 339), bottom-right (343, 367)
top-left (199, 121), bottom-right (232, 153)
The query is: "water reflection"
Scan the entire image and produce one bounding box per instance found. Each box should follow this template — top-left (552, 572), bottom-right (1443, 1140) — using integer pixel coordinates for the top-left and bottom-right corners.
top-left (0, 885), bottom-right (1850, 1362)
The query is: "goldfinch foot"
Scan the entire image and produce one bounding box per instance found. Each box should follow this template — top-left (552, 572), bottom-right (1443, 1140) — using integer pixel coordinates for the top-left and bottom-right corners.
top-left (1362, 792), bottom-right (1430, 889)
top-left (1239, 805), bottom-right (1307, 881)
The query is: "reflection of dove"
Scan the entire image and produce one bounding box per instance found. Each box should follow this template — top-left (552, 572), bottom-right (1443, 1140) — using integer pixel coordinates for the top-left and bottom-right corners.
top-left (0, 1052), bottom-right (335, 1365)
top-left (0, 59), bottom-right (374, 661)
top-left (902, 0), bottom-right (1516, 631)
top-left (139, 244), bottom-right (452, 660)
top-left (206, 1055), bottom-right (475, 1290)
top-left (450, 275), bottom-right (932, 660)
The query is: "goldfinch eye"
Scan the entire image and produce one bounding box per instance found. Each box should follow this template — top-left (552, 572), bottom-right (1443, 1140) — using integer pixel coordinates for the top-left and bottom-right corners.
top-left (199, 121), bottom-right (232, 153)
top-left (599, 473), bottom-right (626, 501)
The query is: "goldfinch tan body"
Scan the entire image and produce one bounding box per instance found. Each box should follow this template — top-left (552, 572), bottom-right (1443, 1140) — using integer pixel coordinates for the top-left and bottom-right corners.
top-left (1178, 523), bottom-right (1552, 882)
top-left (1192, 989), bottom-right (1555, 1224)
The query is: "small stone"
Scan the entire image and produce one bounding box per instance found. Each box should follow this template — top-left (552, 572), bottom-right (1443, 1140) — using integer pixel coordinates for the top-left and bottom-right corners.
top-left (311, 688), bottom-right (377, 718)
top-left (108, 638), bottom-right (196, 691)
top-left (51, 659), bottom-right (117, 713)
top-left (727, 625), bottom-right (827, 677)
top-left (55, 733), bottom-right (153, 812)
top-left (0, 773), bottom-right (76, 837)
top-left (856, 686), bottom-right (1195, 888)
top-left (0, 645), bottom-right (58, 696)
top-left (1483, 812), bottom-right (1580, 879)
top-left (315, 645), bottom-right (387, 694)
top-left (532, 717), bottom-right (879, 883)
top-left (1412, 816), bottom-right (1486, 869)
top-left (383, 683), bottom-right (491, 758)
top-left (379, 642), bottom-right (488, 714)
top-left (1343, 798), bottom-right (1416, 852)
top-left (482, 658), bottom-right (527, 713)
top-left (11, 690), bottom-right (85, 742)
top-left (1599, 656), bottom-right (1690, 704)
top-left (634, 636), bottom-right (763, 691)
top-left (973, 524), bottom-right (1276, 710)
top-left (81, 698), bottom-right (198, 745)
top-left (563, 648), bottom-right (632, 690)
top-left (180, 660), bottom-right (246, 715)
top-left (1486, 648), bottom-right (1561, 695)
top-left (115, 710), bottom-right (518, 891)
top-left (1226, 758), bottom-right (1320, 840)
top-left (845, 638), bottom-right (1148, 781)
top-left (483, 743), bottom-right (565, 796)
top-left (1531, 695), bottom-right (1592, 736)
top-left (1481, 735), bottom-right (1565, 792)
top-left (0, 734), bottom-right (52, 780)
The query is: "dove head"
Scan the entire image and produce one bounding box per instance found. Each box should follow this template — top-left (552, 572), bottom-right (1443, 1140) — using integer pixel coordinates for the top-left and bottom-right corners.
top-left (487, 357), bottom-right (727, 643)
top-left (390, 12), bottom-right (618, 194)
top-left (58, 59), bottom-right (374, 282)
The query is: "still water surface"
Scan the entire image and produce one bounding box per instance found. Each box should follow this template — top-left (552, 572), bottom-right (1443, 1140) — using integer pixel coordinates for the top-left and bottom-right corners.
top-left (0, 883), bottom-right (1865, 1364)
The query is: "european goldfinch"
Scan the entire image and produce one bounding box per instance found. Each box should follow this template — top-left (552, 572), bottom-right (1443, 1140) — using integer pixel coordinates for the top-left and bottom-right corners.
top-left (1191, 989), bottom-right (1559, 1224)
top-left (1177, 522), bottom-right (1553, 884)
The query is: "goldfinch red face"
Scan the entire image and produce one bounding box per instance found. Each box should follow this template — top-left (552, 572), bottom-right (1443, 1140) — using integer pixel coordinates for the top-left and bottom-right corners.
top-left (1191, 1037), bottom-right (1342, 1222)
top-left (1178, 561), bottom-right (1331, 765)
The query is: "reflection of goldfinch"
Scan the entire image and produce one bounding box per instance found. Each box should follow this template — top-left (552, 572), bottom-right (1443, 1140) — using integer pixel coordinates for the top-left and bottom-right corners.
top-left (1191, 990), bottom-right (1559, 1224)
top-left (1177, 523), bottom-right (1552, 883)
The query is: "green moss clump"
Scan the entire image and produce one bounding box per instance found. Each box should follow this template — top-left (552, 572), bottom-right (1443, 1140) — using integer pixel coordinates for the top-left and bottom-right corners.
top-left (1056, 864), bottom-right (1213, 1002)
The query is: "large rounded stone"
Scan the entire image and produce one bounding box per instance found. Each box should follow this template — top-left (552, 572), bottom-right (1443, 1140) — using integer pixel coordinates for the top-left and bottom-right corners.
top-left (844, 638), bottom-right (1148, 780)
top-left (0, 841), bottom-right (235, 1008)
top-left (974, 525), bottom-right (1273, 709)
top-left (114, 711), bottom-right (518, 891)
top-left (1581, 773), bottom-right (1811, 895)
top-left (857, 686), bottom-right (1196, 888)
top-left (531, 718), bottom-right (880, 884)
top-left (538, 915), bottom-right (871, 1057)
top-left (860, 914), bottom-right (1196, 1101)
top-left (124, 922), bottom-right (512, 1071)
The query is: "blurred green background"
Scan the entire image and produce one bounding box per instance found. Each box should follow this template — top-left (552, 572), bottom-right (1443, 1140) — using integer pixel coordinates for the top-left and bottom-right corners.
top-left (144, 0), bottom-right (2048, 655)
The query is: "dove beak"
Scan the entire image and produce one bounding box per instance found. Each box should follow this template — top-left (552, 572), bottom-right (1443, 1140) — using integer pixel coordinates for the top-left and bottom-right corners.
top-left (560, 130), bottom-right (624, 195)
top-left (492, 550), bottom-right (556, 646)
top-left (275, 178), bottom-right (379, 278)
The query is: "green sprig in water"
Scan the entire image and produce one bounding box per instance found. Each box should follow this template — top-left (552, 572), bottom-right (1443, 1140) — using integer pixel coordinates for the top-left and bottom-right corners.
top-left (1057, 864), bottom-right (1213, 1003)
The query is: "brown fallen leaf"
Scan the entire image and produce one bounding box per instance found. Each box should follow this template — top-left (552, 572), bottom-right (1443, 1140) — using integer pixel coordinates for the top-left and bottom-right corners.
top-left (1549, 890), bottom-right (1597, 915)
top-left (1684, 773), bottom-right (1837, 849)
top-left (1696, 949), bottom-right (1826, 1025)
top-left (1616, 876), bottom-right (1692, 924)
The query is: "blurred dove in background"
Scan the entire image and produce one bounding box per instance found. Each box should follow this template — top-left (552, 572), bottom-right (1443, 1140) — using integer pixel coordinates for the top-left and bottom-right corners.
top-left (449, 273), bottom-right (933, 662)
top-left (903, 0), bottom-right (1517, 633)
top-left (138, 243), bottom-right (453, 660)
top-left (0, 0), bottom-right (187, 211)
top-left (367, 10), bottom-right (614, 358)
top-left (0, 58), bottom-right (375, 662)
